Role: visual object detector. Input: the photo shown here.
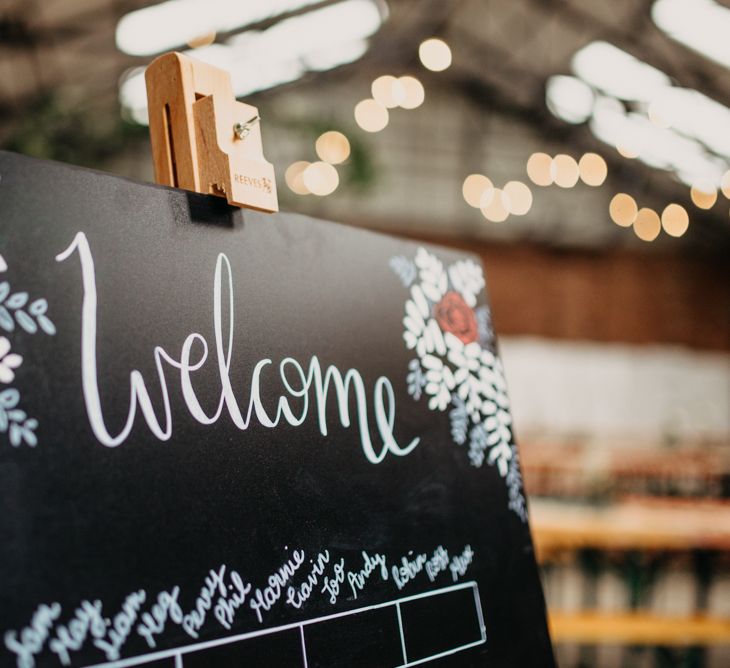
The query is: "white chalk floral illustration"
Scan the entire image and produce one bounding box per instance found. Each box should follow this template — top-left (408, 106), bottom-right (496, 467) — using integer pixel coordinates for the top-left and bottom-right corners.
top-left (391, 247), bottom-right (527, 521)
top-left (0, 262), bottom-right (55, 447)
top-left (0, 337), bottom-right (22, 383)
top-left (0, 280), bottom-right (56, 335)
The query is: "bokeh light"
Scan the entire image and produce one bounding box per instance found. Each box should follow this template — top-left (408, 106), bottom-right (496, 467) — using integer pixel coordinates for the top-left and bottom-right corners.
top-left (398, 76), bottom-right (425, 109)
top-left (371, 75), bottom-right (404, 108)
top-left (503, 181), bottom-right (533, 215)
top-left (578, 153), bottom-right (608, 186)
top-left (609, 193), bottom-right (638, 227)
top-left (690, 183), bottom-right (717, 209)
top-left (418, 38), bottom-right (452, 72)
top-left (462, 174), bottom-right (493, 208)
top-left (545, 75), bottom-right (594, 124)
top-left (315, 131), bottom-right (351, 164)
top-left (721, 170), bottom-right (730, 199)
top-left (616, 144), bottom-right (639, 159)
top-left (661, 203), bottom-right (689, 237)
top-left (285, 161), bottom-right (311, 195)
top-left (481, 188), bottom-right (510, 222)
top-left (187, 31), bottom-right (216, 49)
top-left (551, 154), bottom-right (579, 188)
top-left (354, 98), bottom-right (389, 132)
top-left (302, 161), bottom-right (339, 196)
top-left (633, 207), bottom-right (661, 241)
top-left (526, 153), bottom-right (553, 186)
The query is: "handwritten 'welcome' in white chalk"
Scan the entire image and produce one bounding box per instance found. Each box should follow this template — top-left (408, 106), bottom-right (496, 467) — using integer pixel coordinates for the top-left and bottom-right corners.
top-left (56, 232), bottom-right (420, 464)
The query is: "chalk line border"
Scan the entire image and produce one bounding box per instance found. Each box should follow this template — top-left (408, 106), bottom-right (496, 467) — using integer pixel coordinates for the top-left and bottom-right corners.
top-left (85, 580), bottom-right (487, 668)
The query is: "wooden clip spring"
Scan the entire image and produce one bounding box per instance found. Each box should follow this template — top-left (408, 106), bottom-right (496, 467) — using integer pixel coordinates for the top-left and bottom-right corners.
top-left (145, 52), bottom-right (278, 212)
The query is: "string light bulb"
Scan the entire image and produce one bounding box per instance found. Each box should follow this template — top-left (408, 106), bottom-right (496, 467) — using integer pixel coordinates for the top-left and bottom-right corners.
top-left (578, 153), bottom-right (608, 186)
top-left (371, 75), bottom-right (404, 108)
top-left (418, 38), bottom-right (452, 71)
top-left (526, 153), bottom-right (553, 186)
top-left (302, 161), bottom-right (339, 196)
top-left (315, 131), bottom-right (350, 164)
top-left (661, 203), bottom-right (689, 237)
top-left (609, 193), bottom-right (638, 227)
top-left (285, 161), bottom-right (311, 195)
top-left (690, 183), bottom-right (717, 209)
top-left (551, 154), bottom-right (579, 188)
top-left (462, 174), bottom-right (493, 208)
top-left (398, 76), bottom-right (425, 109)
top-left (354, 99), bottom-right (389, 132)
top-left (481, 188), bottom-right (510, 222)
top-left (503, 181), bottom-right (532, 215)
top-left (633, 207), bottom-right (661, 241)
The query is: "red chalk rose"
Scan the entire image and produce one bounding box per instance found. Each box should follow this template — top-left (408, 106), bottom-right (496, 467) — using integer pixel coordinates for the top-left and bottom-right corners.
top-left (434, 291), bottom-right (478, 344)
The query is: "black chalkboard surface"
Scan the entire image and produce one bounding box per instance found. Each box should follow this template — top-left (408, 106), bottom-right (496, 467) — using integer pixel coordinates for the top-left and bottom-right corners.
top-left (0, 151), bottom-right (554, 667)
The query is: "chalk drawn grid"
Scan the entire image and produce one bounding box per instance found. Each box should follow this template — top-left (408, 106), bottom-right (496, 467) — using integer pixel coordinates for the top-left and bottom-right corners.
top-left (86, 581), bottom-right (486, 668)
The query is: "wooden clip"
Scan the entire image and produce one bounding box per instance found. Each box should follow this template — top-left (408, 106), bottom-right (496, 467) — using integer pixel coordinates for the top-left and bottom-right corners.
top-left (145, 52), bottom-right (278, 212)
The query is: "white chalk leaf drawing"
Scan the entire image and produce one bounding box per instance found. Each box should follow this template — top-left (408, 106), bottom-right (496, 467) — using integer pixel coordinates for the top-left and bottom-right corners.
top-left (0, 256), bottom-right (55, 447)
top-left (449, 394), bottom-right (469, 446)
top-left (391, 247), bottom-right (527, 521)
top-left (406, 358), bottom-right (427, 400)
top-left (389, 255), bottom-right (417, 287)
top-left (0, 280), bottom-right (56, 335)
top-left (475, 305), bottom-right (494, 348)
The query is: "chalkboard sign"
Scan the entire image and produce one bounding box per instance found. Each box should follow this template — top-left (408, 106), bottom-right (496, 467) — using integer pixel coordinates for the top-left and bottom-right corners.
top-left (0, 151), bottom-right (554, 667)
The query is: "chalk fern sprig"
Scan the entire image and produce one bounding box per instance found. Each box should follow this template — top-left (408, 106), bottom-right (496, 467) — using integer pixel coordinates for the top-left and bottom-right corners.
top-left (0, 257), bottom-right (55, 447)
top-left (0, 280), bottom-right (56, 335)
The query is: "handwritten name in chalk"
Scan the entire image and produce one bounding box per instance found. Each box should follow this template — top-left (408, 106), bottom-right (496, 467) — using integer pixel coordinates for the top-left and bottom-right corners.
top-left (286, 550), bottom-right (331, 609)
top-left (449, 545), bottom-right (475, 582)
top-left (250, 550), bottom-right (305, 623)
top-left (48, 600), bottom-right (105, 665)
top-left (56, 232), bottom-right (420, 466)
top-left (347, 551), bottom-right (388, 600)
top-left (3, 542), bottom-right (473, 665)
top-left (321, 558), bottom-right (346, 605)
top-left (92, 591), bottom-right (146, 662)
top-left (136, 588), bottom-right (183, 649)
top-left (214, 571), bottom-right (252, 631)
top-left (392, 551), bottom-right (428, 590)
top-left (4, 602), bottom-right (61, 668)
top-left (425, 545), bottom-right (450, 582)
top-left (182, 566), bottom-right (227, 639)
top-left (7, 593), bottom-right (146, 668)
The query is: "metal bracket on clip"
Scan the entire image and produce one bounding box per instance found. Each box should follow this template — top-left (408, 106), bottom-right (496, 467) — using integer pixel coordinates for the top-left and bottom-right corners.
top-left (145, 51), bottom-right (278, 212)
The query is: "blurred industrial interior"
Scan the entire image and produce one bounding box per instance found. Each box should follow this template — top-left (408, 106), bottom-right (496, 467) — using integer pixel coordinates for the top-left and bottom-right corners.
top-left (1, 1), bottom-right (729, 665)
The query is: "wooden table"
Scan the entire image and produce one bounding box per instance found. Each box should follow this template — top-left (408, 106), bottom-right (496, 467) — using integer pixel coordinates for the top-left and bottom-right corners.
top-left (532, 497), bottom-right (730, 645)
top-left (531, 497), bottom-right (730, 560)
top-left (549, 612), bottom-right (730, 645)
